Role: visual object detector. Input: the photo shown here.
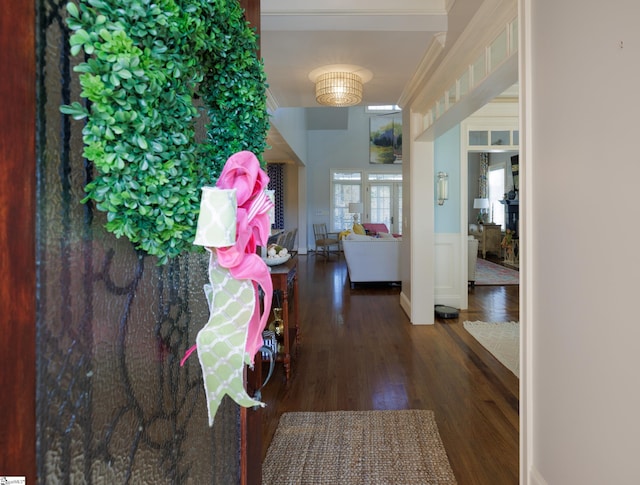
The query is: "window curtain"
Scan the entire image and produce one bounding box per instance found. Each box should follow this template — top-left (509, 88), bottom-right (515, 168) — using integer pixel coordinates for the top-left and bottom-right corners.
top-left (478, 152), bottom-right (489, 198)
top-left (267, 164), bottom-right (285, 229)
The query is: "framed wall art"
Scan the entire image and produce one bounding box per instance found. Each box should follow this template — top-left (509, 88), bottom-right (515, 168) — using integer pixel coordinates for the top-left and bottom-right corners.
top-left (369, 115), bottom-right (402, 164)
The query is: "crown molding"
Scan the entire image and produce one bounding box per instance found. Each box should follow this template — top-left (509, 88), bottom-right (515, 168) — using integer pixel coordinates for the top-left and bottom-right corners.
top-left (409, 0), bottom-right (517, 114)
top-left (398, 32), bottom-right (447, 108)
top-left (261, 0), bottom-right (446, 16)
top-left (261, 12), bottom-right (446, 32)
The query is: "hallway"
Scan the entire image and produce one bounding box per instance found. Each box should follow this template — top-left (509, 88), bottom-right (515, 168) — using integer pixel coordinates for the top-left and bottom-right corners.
top-left (261, 255), bottom-right (519, 484)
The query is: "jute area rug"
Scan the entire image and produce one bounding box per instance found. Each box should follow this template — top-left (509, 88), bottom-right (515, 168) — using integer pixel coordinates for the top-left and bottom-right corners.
top-left (463, 321), bottom-right (520, 377)
top-left (262, 409), bottom-right (457, 485)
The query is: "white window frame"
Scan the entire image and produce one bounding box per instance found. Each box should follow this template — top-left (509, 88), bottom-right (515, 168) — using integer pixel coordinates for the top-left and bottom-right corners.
top-left (330, 170), bottom-right (363, 232)
top-left (331, 169), bottom-right (402, 233)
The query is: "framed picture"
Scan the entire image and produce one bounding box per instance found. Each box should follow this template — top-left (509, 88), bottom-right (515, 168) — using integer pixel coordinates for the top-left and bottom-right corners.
top-left (369, 115), bottom-right (402, 164)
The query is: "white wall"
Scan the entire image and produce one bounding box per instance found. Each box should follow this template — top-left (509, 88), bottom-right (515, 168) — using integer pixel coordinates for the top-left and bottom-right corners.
top-left (522, 1), bottom-right (640, 483)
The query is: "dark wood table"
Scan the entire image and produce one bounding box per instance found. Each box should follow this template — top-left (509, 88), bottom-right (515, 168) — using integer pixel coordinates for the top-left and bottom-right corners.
top-left (269, 255), bottom-right (299, 382)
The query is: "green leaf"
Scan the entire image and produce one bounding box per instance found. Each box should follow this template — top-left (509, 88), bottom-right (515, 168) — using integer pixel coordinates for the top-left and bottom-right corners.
top-left (66, 2), bottom-right (79, 18)
top-left (136, 136), bottom-right (148, 150)
top-left (59, 101), bottom-right (88, 120)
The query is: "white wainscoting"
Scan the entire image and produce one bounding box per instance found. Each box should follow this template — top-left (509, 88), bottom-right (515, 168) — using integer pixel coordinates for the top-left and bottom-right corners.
top-left (434, 233), bottom-right (466, 309)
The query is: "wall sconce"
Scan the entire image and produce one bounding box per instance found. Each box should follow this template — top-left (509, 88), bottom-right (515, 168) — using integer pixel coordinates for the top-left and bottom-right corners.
top-left (437, 172), bottom-right (449, 206)
top-left (348, 202), bottom-right (363, 224)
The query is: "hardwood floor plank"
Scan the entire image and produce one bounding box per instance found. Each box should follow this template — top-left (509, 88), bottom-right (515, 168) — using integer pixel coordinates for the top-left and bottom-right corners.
top-left (261, 255), bottom-right (519, 484)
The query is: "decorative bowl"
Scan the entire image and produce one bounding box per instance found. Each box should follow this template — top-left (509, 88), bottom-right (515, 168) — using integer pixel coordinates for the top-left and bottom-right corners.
top-left (265, 254), bottom-right (291, 266)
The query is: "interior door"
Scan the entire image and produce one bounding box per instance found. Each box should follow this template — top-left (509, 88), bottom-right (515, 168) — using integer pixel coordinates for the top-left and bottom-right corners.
top-left (368, 182), bottom-right (402, 235)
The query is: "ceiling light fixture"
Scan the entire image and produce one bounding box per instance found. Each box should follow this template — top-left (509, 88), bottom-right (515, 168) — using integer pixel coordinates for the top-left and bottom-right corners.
top-left (315, 71), bottom-right (363, 107)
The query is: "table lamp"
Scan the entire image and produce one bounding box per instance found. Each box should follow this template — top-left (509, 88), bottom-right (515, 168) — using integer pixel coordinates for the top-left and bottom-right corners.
top-left (473, 198), bottom-right (490, 223)
top-left (348, 202), bottom-right (363, 224)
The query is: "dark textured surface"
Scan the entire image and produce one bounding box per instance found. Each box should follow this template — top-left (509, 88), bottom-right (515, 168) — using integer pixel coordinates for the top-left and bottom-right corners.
top-left (33, 0), bottom-right (242, 482)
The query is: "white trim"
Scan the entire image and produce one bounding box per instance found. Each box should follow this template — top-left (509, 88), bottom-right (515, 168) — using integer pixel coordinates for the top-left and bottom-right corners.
top-left (434, 233), bottom-right (464, 309)
top-left (529, 466), bottom-right (548, 485)
top-left (404, 0), bottom-right (518, 122)
top-left (399, 289), bottom-right (411, 320)
top-left (408, 120), bottom-right (435, 325)
top-left (518, 0), bottom-right (532, 483)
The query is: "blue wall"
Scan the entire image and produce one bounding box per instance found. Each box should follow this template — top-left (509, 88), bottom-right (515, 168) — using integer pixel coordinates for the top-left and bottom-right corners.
top-left (434, 124), bottom-right (461, 233)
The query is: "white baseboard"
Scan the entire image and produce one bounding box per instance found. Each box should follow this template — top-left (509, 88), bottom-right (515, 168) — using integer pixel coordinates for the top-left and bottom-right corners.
top-left (400, 290), bottom-right (411, 319)
top-left (434, 295), bottom-right (463, 309)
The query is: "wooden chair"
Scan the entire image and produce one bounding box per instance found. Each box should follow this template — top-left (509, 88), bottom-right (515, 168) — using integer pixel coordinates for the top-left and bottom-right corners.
top-left (313, 224), bottom-right (340, 260)
top-left (274, 228), bottom-right (298, 254)
top-left (282, 228), bottom-right (298, 252)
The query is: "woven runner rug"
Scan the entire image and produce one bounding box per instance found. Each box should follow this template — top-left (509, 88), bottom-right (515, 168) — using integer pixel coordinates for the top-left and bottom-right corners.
top-left (263, 410), bottom-right (457, 485)
top-left (475, 258), bottom-right (519, 285)
top-left (463, 321), bottom-right (520, 377)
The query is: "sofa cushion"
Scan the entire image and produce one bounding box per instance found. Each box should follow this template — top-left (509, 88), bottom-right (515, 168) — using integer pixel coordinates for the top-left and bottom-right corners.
top-left (353, 223), bottom-right (366, 235)
top-left (362, 223), bottom-right (389, 235)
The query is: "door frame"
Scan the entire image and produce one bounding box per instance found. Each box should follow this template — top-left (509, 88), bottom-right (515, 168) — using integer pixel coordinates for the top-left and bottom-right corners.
top-left (368, 180), bottom-right (403, 234)
top-left (0, 0), bottom-right (37, 480)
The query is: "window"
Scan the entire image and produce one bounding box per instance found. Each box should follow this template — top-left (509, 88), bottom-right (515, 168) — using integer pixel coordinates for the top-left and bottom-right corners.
top-left (331, 170), bottom-right (402, 234)
top-left (367, 173), bottom-right (402, 234)
top-left (331, 171), bottom-right (362, 231)
top-left (488, 166), bottom-right (505, 229)
top-left (366, 105), bottom-right (401, 113)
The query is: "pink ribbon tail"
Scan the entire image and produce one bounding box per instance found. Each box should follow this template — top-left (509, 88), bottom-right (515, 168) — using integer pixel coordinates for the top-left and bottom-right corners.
top-left (180, 344), bottom-right (198, 367)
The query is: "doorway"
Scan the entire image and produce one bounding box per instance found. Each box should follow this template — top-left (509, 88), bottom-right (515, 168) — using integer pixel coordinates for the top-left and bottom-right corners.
top-left (368, 177), bottom-right (402, 235)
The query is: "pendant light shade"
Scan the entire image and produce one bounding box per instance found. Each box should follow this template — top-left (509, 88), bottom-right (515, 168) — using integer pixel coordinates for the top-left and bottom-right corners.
top-left (315, 72), bottom-right (363, 107)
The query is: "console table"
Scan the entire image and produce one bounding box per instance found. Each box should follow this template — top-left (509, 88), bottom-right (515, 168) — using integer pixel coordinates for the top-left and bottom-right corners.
top-left (269, 256), bottom-right (299, 382)
top-left (479, 223), bottom-right (502, 259)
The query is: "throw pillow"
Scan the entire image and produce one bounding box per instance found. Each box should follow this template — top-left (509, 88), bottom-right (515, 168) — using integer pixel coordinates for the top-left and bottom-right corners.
top-left (353, 223), bottom-right (365, 235)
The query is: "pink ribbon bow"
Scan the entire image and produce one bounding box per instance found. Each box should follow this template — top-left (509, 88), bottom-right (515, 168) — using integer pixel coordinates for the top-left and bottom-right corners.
top-left (182, 151), bottom-right (273, 367)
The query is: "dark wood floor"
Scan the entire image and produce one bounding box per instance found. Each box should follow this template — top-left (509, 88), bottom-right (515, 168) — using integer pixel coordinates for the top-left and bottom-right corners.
top-left (260, 254), bottom-right (519, 484)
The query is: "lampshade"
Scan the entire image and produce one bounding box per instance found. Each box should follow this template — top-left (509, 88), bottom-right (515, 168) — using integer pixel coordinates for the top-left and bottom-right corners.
top-left (315, 72), bottom-right (363, 107)
top-left (348, 202), bottom-right (363, 213)
top-left (473, 198), bottom-right (490, 210)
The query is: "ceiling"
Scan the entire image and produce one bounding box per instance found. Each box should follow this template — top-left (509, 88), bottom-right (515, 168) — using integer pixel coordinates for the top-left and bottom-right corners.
top-left (258, 1), bottom-right (486, 162)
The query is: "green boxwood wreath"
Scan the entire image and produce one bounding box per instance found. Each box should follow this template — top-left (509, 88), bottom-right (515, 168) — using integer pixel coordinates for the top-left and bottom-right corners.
top-left (60, 0), bottom-right (270, 264)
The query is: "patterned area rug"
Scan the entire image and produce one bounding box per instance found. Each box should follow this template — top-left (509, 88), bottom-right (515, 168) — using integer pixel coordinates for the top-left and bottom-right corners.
top-left (263, 410), bottom-right (457, 484)
top-left (475, 258), bottom-right (519, 285)
top-left (463, 321), bottom-right (520, 377)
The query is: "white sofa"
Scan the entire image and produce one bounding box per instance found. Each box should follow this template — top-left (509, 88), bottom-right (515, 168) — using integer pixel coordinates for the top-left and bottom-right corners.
top-left (341, 234), bottom-right (402, 287)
